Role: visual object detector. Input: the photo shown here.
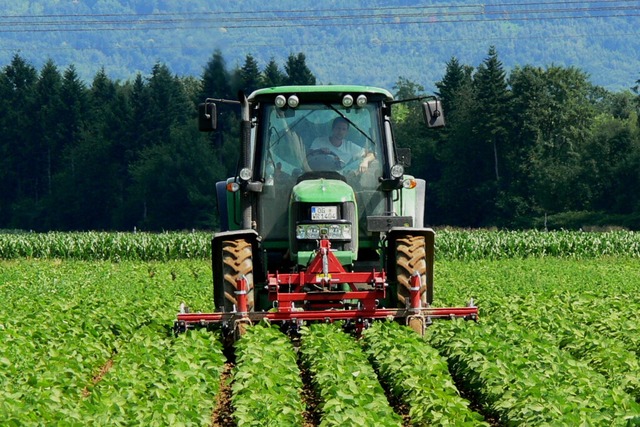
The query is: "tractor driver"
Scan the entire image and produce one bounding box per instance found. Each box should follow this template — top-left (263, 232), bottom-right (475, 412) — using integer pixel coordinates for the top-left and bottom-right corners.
top-left (308, 117), bottom-right (375, 173)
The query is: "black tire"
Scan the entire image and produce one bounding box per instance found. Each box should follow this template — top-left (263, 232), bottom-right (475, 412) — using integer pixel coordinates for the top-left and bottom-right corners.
top-left (395, 235), bottom-right (428, 308)
top-left (221, 239), bottom-right (254, 312)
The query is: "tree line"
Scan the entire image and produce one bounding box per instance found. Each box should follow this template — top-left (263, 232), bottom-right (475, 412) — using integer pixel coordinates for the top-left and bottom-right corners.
top-left (1, 48), bottom-right (639, 231)
top-left (396, 47), bottom-right (640, 229)
top-left (0, 50), bottom-right (315, 231)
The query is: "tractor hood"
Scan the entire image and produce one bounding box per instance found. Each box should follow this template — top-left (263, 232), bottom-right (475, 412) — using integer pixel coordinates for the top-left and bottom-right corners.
top-left (291, 178), bottom-right (356, 203)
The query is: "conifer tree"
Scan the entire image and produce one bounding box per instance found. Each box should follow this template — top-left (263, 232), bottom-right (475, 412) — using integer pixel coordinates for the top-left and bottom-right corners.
top-left (473, 46), bottom-right (509, 182)
top-left (33, 60), bottom-right (64, 229)
top-left (0, 55), bottom-right (38, 227)
top-left (261, 57), bottom-right (285, 87)
top-left (284, 52), bottom-right (316, 85)
top-left (201, 49), bottom-right (232, 100)
top-left (235, 54), bottom-right (261, 94)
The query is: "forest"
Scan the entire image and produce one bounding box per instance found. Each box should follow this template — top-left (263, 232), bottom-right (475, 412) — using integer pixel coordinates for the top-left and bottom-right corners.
top-left (1, 47), bottom-right (639, 231)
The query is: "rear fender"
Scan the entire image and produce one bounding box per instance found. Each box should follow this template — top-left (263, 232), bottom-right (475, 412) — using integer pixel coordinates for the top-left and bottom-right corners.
top-left (217, 178), bottom-right (242, 231)
top-left (398, 178), bottom-right (426, 227)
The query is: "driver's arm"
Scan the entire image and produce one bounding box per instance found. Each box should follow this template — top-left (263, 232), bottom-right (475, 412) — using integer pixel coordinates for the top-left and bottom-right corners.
top-left (358, 151), bottom-right (375, 173)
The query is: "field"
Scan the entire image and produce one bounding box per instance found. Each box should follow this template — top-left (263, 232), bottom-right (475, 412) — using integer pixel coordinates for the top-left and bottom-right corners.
top-left (1, 231), bottom-right (640, 425)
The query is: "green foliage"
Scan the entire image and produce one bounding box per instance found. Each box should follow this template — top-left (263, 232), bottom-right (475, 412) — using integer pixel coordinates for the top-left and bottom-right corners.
top-left (232, 324), bottom-right (305, 426)
top-left (284, 52), bottom-right (316, 86)
top-left (434, 229), bottom-right (640, 260)
top-left (363, 322), bottom-right (487, 426)
top-left (0, 259), bottom-right (223, 424)
top-left (4, 242), bottom-right (640, 423)
top-left (2, 229), bottom-right (640, 261)
top-left (429, 256), bottom-right (640, 424)
top-left (3, 40), bottom-right (640, 230)
top-left (428, 319), bottom-right (640, 425)
top-left (0, 231), bottom-right (211, 261)
top-left (300, 323), bottom-right (402, 427)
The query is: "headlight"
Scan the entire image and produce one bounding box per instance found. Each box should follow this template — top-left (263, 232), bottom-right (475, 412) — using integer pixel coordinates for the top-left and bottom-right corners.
top-left (275, 95), bottom-right (287, 108)
top-left (390, 164), bottom-right (404, 179)
top-left (296, 224), bottom-right (351, 240)
top-left (287, 95), bottom-right (299, 108)
top-left (296, 225), bottom-right (319, 240)
top-left (328, 224), bottom-right (351, 239)
top-left (239, 167), bottom-right (252, 181)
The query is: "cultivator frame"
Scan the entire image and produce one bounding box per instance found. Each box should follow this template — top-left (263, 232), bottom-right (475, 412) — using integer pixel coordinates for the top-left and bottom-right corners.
top-left (175, 239), bottom-right (478, 339)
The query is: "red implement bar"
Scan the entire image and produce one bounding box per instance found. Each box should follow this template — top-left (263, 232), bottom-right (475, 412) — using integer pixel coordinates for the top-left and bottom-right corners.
top-left (175, 238), bottom-right (478, 333)
top-left (176, 306), bottom-right (478, 324)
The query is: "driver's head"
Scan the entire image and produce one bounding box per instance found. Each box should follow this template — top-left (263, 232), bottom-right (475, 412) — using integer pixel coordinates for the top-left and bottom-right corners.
top-left (331, 117), bottom-right (349, 140)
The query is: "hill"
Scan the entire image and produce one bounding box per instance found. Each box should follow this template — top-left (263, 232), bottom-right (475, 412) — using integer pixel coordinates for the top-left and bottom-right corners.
top-left (2, 0), bottom-right (639, 91)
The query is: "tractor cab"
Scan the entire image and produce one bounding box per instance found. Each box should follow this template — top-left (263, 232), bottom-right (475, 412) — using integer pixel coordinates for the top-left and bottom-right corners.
top-left (257, 90), bottom-right (388, 266)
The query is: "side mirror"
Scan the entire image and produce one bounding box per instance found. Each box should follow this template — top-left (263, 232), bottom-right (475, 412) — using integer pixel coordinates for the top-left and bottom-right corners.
top-left (422, 99), bottom-right (445, 128)
top-left (198, 101), bottom-right (217, 131)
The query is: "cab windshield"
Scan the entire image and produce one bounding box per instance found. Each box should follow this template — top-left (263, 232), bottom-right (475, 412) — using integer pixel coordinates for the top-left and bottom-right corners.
top-left (261, 103), bottom-right (383, 188)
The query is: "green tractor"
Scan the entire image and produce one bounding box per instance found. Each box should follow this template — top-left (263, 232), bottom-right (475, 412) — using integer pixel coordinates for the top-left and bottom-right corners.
top-left (176, 85), bottom-right (476, 339)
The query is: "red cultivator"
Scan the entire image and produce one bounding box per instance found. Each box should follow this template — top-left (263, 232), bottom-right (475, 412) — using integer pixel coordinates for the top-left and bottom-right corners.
top-left (175, 239), bottom-right (478, 339)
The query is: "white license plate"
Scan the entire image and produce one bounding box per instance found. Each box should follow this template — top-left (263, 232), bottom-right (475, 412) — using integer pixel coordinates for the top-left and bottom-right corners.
top-left (311, 206), bottom-right (338, 220)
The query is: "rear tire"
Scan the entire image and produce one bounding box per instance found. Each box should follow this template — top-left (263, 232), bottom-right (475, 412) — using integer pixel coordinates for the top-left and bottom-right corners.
top-left (395, 235), bottom-right (427, 308)
top-left (221, 239), bottom-right (254, 312)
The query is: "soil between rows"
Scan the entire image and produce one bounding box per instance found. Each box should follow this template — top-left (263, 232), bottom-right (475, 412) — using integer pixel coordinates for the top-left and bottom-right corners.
top-left (210, 362), bottom-right (235, 427)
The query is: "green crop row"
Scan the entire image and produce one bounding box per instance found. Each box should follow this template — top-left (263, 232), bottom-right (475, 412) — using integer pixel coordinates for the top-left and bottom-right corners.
top-left (435, 228), bottom-right (640, 260)
top-left (488, 291), bottom-right (640, 402)
top-left (2, 229), bottom-right (640, 260)
top-left (300, 323), bottom-right (402, 427)
top-left (0, 231), bottom-right (211, 261)
top-left (429, 256), bottom-right (640, 420)
top-left (428, 320), bottom-right (640, 425)
top-left (232, 324), bottom-right (306, 426)
top-left (362, 322), bottom-right (488, 426)
top-left (5, 255), bottom-right (640, 424)
top-left (80, 326), bottom-right (224, 426)
top-left (0, 259), bottom-right (219, 425)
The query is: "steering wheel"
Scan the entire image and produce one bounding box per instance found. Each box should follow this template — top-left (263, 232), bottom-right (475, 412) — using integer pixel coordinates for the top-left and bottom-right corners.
top-left (306, 149), bottom-right (344, 171)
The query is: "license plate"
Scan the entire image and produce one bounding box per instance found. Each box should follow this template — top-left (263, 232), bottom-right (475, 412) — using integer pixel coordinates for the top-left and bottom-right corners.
top-left (311, 206), bottom-right (338, 220)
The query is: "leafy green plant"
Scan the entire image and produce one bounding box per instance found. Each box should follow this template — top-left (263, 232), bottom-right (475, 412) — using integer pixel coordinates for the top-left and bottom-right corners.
top-left (2, 230), bottom-right (640, 261)
top-left (300, 323), bottom-right (402, 427)
top-left (0, 259), bottom-right (220, 425)
top-left (363, 321), bottom-right (488, 426)
top-left (428, 320), bottom-right (640, 425)
top-left (231, 323), bottom-right (306, 426)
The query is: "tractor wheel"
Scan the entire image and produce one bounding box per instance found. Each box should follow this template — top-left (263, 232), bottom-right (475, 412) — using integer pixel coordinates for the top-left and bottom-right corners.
top-left (395, 235), bottom-right (427, 308)
top-left (221, 239), bottom-right (254, 312)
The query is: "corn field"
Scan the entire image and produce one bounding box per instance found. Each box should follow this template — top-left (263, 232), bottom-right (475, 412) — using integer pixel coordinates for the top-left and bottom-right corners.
top-left (1, 229), bottom-right (639, 261)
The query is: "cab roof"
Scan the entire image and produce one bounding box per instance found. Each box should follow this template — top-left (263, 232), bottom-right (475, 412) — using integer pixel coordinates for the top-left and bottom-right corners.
top-left (248, 85), bottom-right (394, 102)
